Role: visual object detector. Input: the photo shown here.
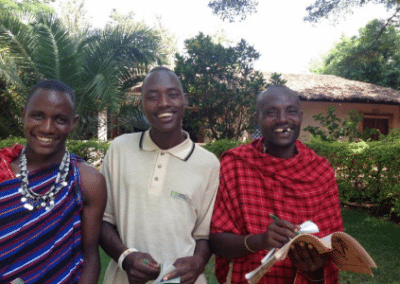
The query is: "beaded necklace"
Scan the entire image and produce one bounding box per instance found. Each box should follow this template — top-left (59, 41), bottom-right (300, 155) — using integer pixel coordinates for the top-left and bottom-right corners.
top-left (18, 148), bottom-right (70, 211)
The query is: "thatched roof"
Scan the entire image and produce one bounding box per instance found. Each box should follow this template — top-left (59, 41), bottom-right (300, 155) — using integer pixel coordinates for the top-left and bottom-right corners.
top-left (264, 73), bottom-right (400, 105)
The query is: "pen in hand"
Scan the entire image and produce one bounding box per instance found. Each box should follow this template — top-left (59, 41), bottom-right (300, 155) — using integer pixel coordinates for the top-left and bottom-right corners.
top-left (269, 213), bottom-right (279, 221)
top-left (270, 213), bottom-right (300, 235)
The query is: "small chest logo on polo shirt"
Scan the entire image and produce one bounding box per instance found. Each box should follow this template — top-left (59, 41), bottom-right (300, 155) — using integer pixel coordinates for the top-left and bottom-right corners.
top-left (170, 191), bottom-right (191, 204)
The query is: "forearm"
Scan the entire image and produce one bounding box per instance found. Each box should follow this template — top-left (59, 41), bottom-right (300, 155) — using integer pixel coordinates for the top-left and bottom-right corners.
top-left (100, 221), bottom-right (128, 263)
top-left (78, 250), bottom-right (100, 284)
top-left (210, 233), bottom-right (265, 259)
top-left (193, 239), bottom-right (212, 268)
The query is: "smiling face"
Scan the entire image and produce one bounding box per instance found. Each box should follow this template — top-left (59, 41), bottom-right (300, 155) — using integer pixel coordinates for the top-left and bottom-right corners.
top-left (22, 88), bottom-right (78, 161)
top-left (141, 70), bottom-right (188, 140)
top-left (255, 86), bottom-right (303, 158)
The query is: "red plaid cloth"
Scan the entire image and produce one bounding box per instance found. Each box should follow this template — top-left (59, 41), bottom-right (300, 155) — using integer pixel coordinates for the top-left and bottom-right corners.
top-left (0, 144), bottom-right (23, 183)
top-left (210, 138), bottom-right (343, 284)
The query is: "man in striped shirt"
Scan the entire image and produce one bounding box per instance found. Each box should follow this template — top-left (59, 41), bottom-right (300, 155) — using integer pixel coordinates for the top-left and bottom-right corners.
top-left (0, 80), bottom-right (107, 283)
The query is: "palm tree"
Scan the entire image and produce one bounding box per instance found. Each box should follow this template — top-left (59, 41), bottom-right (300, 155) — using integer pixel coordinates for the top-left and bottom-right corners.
top-left (0, 9), bottom-right (166, 139)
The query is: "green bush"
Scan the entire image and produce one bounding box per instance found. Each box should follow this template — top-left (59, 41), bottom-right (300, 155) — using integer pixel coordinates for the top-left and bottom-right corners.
top-left (66, 140), bottom-right (110, 166)
top-left (307, 138), bottom-right (400, 220)
top-left (380, 129), bottom-right (400, 142)
top-left (0, 137), bottom-right (26, 148)
top-left (205, 137), bottom-right (400, 220)
top-left (303, 107), bottom-right (370, 142)
top-left (204, 139), bottom-right (243, 158)
top-left (5, 135), bottom-right (400, 219)
top-left (0, 137), bottom-right (110, 166)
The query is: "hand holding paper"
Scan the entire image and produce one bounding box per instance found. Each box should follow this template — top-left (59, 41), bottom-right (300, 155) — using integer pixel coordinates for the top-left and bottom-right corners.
top-left (155, 262), bottom-right (181, 283)
top-left (245, 220), bottom-right (376, 284)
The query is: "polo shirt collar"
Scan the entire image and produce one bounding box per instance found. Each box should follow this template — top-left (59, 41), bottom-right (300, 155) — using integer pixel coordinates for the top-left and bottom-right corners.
top-left (140, 130), bottom-right (195, 161)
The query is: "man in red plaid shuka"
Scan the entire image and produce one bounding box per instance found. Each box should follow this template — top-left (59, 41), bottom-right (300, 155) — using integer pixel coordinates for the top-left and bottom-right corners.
top-left (210, 86), bottom-right (343, 284)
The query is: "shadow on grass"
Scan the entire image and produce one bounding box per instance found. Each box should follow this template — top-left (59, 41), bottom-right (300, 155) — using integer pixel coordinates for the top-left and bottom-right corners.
top-left (99, 208), bottom-right (400, 283)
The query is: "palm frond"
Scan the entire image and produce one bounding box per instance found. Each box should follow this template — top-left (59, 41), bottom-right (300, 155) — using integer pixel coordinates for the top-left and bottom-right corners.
top-left (76, 37), bottom-right (123, 113)
top-left (0, 48), bottom-right (24, 86)
top-left (0, 10), bottom-right (37, 88)
top-left (30, 14), bottom-right (78, 83)
top-left (76, 24), bottom-right (166, 113)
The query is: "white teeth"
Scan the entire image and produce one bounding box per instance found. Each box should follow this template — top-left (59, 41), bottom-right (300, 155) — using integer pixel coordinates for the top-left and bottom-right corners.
top-left (275, 127), bottom-right (292, 133)
top-left (37, 137), bottom-right (54, 142)
top-left (158, 113), bottom-right (173, 118)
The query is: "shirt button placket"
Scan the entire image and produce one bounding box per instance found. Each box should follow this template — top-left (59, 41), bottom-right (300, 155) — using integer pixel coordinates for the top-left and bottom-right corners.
top-left (151, 151), bottom-right (167, 192)
top-left (157, 152), bottom-right (165, 179)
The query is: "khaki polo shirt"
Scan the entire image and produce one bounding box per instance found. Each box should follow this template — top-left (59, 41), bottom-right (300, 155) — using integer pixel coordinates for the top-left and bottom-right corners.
top-left (101, 130), bottom-right (220, 284)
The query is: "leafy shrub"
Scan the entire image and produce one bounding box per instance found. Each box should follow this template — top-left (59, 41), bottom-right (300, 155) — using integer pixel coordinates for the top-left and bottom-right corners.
top-left (0, 137), bottom-right (110, 167)
top-left (204, 139), bottom-right (244, 158)
top-left (0, 137), bottom-right (26, 148)
top-left (307, 138), bottom-right (400, 220)
top-left (303, 107), bottom-right (377, 142)
top-left (5, 135), bottom-right (400, 219)
top-left (66, 140), bottom-right (110, 167)
top-left (379, 129), bottom-right (400, 142)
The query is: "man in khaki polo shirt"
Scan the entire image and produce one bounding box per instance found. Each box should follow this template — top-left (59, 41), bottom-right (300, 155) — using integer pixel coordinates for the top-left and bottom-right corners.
top-left (100, 66), bottom-right (220, 284)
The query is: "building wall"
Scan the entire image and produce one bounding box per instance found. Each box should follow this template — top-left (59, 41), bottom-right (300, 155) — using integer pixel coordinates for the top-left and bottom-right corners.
top-left (299, 101), bottom-right (400, 141)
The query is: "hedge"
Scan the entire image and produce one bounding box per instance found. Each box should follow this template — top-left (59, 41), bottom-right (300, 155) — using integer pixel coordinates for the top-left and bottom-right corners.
top-left (203, 139), bottom-right (244, 158)
top-left (0, 137), bottom-right (27, 149)
top-left (0, 138), bottom-right (109, 168)
top-left (66, 140), bottom-right (110, 167)
top-left (307, 138), bottom-right (400, 220)
top-left (3, 137), bottom-right (400, 219)
top-left (208, 138), bottom-right (400, 220)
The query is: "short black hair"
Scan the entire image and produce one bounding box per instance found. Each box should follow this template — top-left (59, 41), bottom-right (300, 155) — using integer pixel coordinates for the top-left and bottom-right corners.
top-left (148, 66), bottom-right (172, 73)
top-left (141, 66), bottom-right (184, 96)
top-left (26, 80), bottom-right (76, 112)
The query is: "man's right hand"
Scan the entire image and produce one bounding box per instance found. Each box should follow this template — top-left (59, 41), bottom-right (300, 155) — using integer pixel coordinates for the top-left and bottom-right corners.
top-left (262, 219), bottom-right (299, 250)
top-left (123, 252), bottom-right (161, 284)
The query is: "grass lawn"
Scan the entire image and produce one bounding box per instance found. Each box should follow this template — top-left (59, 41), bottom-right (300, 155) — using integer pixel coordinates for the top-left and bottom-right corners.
top-left (338, 208), bottom-right (400, 283)
top-left (98, 208), bottom-right (400, 283)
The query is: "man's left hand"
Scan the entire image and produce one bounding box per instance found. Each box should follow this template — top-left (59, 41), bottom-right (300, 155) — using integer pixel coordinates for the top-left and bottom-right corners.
top-left (288, 242), bottom-right (326, 274)
top-left (162, 256), bottom-right (205, 284)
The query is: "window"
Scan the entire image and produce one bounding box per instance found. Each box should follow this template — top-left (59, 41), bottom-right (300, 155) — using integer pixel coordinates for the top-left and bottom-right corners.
top-left (363, 117), bottom-right (389, 140)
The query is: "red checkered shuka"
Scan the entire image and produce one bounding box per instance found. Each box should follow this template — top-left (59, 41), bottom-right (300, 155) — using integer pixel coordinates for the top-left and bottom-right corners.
top-left (0, 144), bottom-right (23, 183)
top-left (210, 138), bottom-right (343, 284)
